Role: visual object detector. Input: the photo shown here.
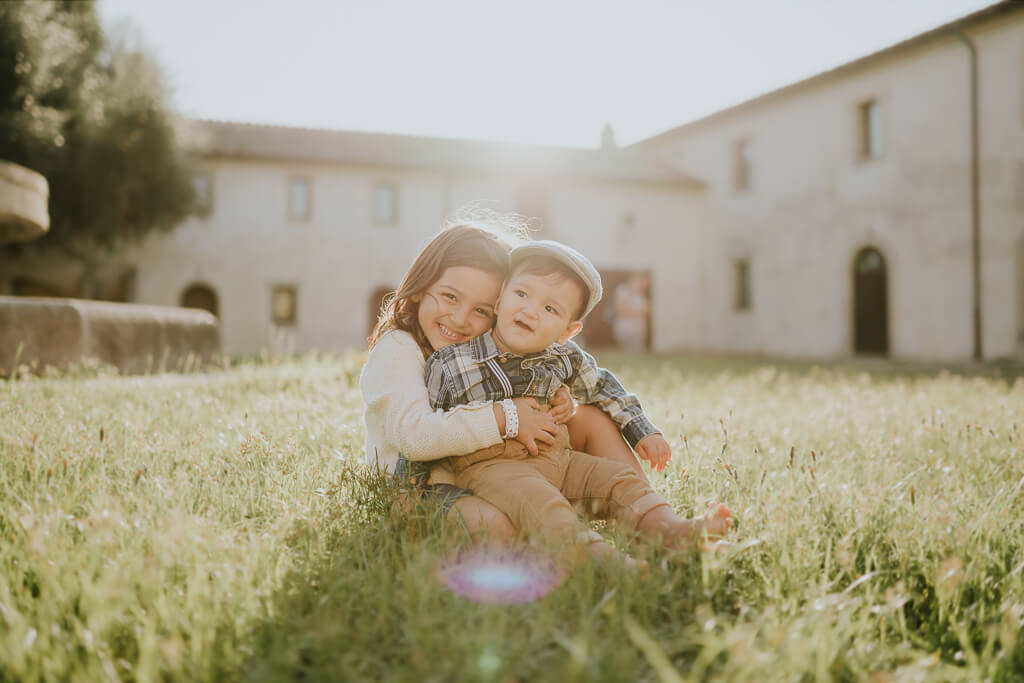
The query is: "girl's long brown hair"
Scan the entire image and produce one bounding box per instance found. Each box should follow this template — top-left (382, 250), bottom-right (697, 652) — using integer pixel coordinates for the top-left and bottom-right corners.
top-left (368, 223), bottom-right (516, 355)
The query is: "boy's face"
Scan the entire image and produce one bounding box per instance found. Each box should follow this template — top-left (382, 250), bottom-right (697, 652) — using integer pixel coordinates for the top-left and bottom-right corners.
top-left (492, 270), bottom-right (584, 355)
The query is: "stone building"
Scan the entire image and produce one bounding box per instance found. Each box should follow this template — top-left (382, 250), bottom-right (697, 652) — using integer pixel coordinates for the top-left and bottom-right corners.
top-left (5, 1), bottom-right (1022, 362)
top-left (639, 0), bottom-right (1024, 361)
top-left (119, 122), bottom-right (705, 355)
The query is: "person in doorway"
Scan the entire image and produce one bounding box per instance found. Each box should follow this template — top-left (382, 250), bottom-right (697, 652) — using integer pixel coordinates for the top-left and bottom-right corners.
top-left (612, 272), bottom-right (651, 354)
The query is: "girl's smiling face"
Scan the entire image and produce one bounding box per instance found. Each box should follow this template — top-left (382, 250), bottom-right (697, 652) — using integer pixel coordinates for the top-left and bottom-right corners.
top-left (416, 266), bottom-right (503, 351)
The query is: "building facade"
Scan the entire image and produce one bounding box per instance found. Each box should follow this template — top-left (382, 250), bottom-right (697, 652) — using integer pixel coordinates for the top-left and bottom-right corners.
top-left (118, 123), bottom-right (705, 354)
top-left (5, 2), bottom-right (1022, 362)
top-left (637, 1), bottom-right (1024, 361)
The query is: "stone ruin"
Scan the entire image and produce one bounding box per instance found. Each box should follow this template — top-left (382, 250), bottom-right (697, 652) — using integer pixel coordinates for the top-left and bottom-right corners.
top-left (0, 160), bottom-right (220, 376)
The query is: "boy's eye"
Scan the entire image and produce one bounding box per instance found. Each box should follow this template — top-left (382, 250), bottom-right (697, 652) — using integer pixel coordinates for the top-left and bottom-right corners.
top-left (545, 305), bottom-right (558, 314)
top-left (514, 289), bottom-right (526, 298)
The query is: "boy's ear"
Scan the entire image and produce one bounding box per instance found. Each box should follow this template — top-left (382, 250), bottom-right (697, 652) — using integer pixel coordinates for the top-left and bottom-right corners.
top-left (558, 321), bottom-right (583, 344)
top-left (411, 293), bottom-right (421, 303)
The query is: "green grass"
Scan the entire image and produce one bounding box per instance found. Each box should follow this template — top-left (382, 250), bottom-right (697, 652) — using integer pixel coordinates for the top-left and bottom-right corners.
top-left (1, 352), bottom-right (1022, 681)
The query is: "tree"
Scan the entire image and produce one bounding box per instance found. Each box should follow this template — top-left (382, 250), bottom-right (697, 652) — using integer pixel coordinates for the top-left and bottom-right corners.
top-left (0, 0), bottom-right (196, 260)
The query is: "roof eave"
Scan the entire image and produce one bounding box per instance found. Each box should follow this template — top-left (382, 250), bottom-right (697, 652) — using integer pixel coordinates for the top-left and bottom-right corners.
top-left (190, 123), bottom-right (705, 188)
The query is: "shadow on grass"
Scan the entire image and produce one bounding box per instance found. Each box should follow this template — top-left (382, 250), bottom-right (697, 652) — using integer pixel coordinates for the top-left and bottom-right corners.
top-left (208, 465), bottom-right (1024, 682)
top-left (224, 467), bottom-right (746, 683)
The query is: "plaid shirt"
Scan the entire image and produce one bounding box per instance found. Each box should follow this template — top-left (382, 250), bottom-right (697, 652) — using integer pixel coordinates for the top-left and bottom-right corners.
top-left (425, 331), bottom-right (659, 448)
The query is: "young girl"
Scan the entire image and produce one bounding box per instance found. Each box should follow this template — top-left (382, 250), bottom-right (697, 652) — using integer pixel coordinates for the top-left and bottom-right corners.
top-left (360, 218), bottom-right (650, 542)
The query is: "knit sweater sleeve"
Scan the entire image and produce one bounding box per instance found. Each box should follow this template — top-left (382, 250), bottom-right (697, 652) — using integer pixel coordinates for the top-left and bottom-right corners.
top-left (360, 331), bottom-right (503, 462)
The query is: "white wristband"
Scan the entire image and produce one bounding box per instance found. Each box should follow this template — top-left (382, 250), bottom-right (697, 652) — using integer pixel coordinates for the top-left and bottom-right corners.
top-left (501, 399), bottom-right (519, 440)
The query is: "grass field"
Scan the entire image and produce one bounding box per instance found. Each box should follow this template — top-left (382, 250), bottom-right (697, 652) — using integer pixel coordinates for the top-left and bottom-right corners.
top-left (1, 352), bottom-right (1022, 682)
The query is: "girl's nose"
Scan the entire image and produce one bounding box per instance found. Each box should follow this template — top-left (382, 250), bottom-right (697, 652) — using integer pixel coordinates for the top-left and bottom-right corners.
top-left (449, 305), bottom-right (470, 326)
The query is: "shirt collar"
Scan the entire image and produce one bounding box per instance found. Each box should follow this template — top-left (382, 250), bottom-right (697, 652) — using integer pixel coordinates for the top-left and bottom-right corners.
top-left (468, 331), bottom-right (576, 363)
top-left (466, 331), bottom-right (502, 363)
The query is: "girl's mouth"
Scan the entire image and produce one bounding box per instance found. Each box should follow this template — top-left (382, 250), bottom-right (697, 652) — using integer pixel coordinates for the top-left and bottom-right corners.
top-left (438, 323), bottom-right (467, 341)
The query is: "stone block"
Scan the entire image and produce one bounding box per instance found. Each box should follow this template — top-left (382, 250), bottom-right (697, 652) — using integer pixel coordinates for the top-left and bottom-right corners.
top-left (0, 161), bottom-right (49, 246)
top-left (0, 297), bottom-right (221, 376)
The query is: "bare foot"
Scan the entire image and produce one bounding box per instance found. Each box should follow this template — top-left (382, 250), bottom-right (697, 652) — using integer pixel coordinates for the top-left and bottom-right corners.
top-left (635, 503), bottom-right (733, 558)
top-left (698, 503), bottom-right (732, 538)
top-left (701, 539), bottom-right (733, 554)
top-left (622, 554), bottom-right (649, 576)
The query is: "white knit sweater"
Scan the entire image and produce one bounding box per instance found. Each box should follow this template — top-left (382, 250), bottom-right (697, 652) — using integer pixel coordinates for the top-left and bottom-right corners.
top-left (360, 330), bottom-right (502, 482)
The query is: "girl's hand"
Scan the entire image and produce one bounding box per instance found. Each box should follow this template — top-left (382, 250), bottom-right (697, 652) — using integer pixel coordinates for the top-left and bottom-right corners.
top-left (636, 434), bottom-right (671, 472)
top-left (548, 386), bottom-right (576, 425)
top-left (513, 397), bottom-right (557, 456)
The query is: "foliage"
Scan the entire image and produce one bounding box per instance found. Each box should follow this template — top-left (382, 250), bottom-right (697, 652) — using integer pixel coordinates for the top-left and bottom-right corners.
top-left (0, 0), bottom-right (195, 254)
top-left (0, 353), bottom-right (1022, 681)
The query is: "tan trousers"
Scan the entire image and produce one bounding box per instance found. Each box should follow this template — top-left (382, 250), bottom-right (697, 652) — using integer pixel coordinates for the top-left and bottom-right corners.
top-left (442, 426), bottom-right (669, 541)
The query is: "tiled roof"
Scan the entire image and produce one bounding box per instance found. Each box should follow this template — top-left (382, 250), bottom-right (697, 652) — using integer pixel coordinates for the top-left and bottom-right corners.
top-left (186, 119), bottom-right (704, 188)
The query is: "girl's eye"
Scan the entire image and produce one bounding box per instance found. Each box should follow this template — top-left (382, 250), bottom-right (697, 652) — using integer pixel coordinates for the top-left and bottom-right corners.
top-left (545, 306), bottom-right (557, 314)
top-left (474, 308), bottom-right (492, 317)
top-left (442, 292), bottom-right (457, 302)
top-left (515, 290), bottom-right (526, 298)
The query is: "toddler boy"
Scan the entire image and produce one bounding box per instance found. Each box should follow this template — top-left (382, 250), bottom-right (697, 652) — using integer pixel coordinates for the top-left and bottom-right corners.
top-left (425, 240), bottom-right (730, 563)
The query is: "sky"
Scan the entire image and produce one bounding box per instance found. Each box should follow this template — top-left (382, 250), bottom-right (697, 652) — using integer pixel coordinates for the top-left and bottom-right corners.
top-left (97, 0), bottom-right (997, 149)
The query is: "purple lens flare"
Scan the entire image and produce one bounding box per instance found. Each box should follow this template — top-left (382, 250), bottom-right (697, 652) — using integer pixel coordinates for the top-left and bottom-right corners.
top-left (437, 546), bottom-right (563, 604)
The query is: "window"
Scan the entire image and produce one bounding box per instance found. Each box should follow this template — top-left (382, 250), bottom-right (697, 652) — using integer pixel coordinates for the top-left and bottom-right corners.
top-left (271, 284), bottom-right (298, 326)
top-left (288, 178), bottom-right (311, 221)
top-left (733, 139), bottom-right (751, 191)
top-left (193, 172), bottom-right (213, 216)
top-left (859, 100), bottom-right (883, 160)
top-left (113, 268), bottom-right (138, 303)
top-left (373, 183), bottom-right (398, 225)
top-left (734, 259), bottom-right (751, 311)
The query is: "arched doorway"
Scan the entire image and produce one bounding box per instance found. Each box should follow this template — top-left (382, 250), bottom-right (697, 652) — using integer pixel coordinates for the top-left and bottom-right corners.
top-left (180, 283), bottom-right (219, 317)
top-left (1017, 233), bottom-right (1024, 353)
top-left (368, 286), bottom-right (394, 337)
top-left (853, 247), bottom-right (888, 355)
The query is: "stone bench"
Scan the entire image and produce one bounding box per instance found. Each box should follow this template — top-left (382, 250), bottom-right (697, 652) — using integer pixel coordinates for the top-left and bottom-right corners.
top-left (0, 297), bottom-right (221, 376)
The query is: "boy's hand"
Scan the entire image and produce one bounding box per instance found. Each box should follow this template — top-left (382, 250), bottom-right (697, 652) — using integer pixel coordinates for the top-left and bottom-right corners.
top-left (548, 386), bottom-right (576, 425)
top-left (636, 434), bottom-right (671, 472)
top-left (513, 397), bottom-right (557, 456)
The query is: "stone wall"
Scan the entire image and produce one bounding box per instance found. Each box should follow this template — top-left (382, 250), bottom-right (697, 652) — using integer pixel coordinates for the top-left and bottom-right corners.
top-left (648, 12), bottom-right (1024, 360)
top-left (122, 163), bottom-right (703, 354)
top-left (0, 297), bottom-right (221, 376)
